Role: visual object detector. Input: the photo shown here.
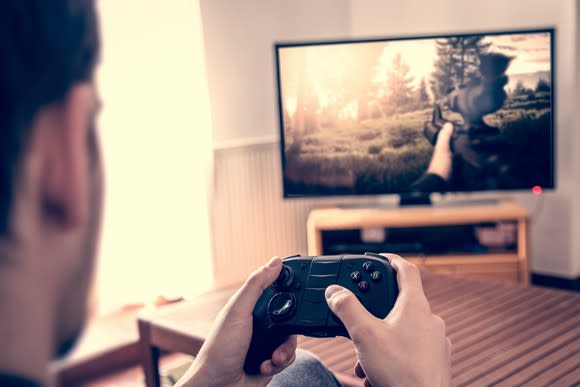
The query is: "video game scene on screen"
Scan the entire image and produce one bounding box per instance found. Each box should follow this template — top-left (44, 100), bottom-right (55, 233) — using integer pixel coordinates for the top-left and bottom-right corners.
top-left (279, 31), bottom-right (553, 195)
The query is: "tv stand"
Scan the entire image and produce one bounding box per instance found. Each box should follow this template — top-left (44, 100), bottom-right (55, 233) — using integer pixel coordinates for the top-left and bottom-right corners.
top-left (434, 198), bottom-right (501, 208)
top-left (306, 201), bottom-right (529, 284)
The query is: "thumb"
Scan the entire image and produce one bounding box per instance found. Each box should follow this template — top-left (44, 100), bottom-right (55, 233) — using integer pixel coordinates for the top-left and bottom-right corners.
top-left (325, 285), bottom-right (376, 342)
top-left (226, 257), bottom-right (282, 317)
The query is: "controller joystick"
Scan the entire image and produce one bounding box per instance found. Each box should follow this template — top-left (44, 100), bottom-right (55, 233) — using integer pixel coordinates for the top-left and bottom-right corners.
top-left (274, 265), bottom-right (294, 290)
top-left (268, 292), bottom-right (296, 321)
top-left (243, 253), bottom-right (398, 375)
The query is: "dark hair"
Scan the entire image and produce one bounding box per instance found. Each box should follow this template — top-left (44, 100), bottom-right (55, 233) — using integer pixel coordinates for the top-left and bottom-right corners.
top-left (0, 0), bottom-right (100, 233)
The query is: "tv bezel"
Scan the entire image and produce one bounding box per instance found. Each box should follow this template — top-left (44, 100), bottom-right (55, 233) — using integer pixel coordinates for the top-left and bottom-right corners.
top-left (274, 27), bottom-right (556, 199)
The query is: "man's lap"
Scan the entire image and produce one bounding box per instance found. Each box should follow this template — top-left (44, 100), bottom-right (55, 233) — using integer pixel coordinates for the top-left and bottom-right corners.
top-left (268, 349), bottom-right (341, 387)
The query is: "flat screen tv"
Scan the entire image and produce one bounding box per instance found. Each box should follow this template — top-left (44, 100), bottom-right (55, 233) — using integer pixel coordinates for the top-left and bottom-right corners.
top-left (275, 29), bottom-right (555, 201)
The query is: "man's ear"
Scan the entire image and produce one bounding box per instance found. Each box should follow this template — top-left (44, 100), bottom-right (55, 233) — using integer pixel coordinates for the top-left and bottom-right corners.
top-left (41, 84), bottom-right (93, 230)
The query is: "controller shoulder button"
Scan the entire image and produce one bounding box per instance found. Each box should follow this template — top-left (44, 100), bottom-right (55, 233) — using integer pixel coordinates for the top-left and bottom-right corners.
top-left (364, 252), bottom-right (387, 260)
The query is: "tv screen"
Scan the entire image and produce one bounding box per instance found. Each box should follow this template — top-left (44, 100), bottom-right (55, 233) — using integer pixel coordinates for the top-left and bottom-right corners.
top-left (276, 29), bottom-right (555, 197)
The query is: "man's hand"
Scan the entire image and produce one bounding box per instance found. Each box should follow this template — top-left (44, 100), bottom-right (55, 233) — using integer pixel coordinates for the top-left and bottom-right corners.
top-left (325, 254), bottom-right (452, 387)
top-left (426, 122), bottom-right (454, 181)
top-left (176, 257), bottom-right (297, 387)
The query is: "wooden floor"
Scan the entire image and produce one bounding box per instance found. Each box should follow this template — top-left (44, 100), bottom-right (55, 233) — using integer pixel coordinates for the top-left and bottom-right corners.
top-left (299, 272), bottom-right (580, 386)
top-left (78, 272), bottom-right (580, 386)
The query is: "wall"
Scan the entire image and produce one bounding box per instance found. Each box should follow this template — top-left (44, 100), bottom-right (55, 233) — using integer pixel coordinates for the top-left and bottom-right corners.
top-left (349, 0), bottom-right (579, 277)
top-left (200, 0), bottom-right (350, 145)
top-left (211, 143), bottom-right (315, 285)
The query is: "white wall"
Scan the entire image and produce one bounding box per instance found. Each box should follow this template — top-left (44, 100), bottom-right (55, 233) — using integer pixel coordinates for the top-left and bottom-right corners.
top-left (96, 0), bottom-right (213, 313)
top-left (349, 0), bottom-right (579, 278)
top-left (200, 0), bottom-right (350, 145)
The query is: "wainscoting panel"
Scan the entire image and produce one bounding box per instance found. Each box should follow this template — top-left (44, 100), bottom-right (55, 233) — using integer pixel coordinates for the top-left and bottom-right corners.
top-left (211, 142), bottom-right (316, 286)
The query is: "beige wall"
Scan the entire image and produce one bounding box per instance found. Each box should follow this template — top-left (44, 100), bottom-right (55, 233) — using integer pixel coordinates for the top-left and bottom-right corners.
top-left (200, 0), bottom-right (351, 144)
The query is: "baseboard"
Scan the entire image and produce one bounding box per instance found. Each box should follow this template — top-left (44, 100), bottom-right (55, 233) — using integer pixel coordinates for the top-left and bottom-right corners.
top-left (531, 273), bottom-right (580, 292)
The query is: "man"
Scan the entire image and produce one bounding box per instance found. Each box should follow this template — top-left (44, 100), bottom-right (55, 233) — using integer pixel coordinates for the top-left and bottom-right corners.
top-left (0, 1), bottom-right (451, 386)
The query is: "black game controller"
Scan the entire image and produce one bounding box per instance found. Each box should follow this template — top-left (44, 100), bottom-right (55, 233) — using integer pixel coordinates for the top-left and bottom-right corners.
top-left (243, 253), bottom-right (399, 375)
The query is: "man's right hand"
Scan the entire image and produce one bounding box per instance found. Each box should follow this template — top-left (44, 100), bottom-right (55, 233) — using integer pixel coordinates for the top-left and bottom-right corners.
top-left (325, 254), bottom-right (452, 387)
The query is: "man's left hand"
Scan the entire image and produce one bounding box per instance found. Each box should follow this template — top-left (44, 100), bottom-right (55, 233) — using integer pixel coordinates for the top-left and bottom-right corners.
top-left (175, 257), bottom-right (297, 387)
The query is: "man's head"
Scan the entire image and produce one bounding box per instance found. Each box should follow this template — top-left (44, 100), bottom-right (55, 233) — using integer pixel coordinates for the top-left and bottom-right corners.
top-left (0, 0), bottom-right (102, 367)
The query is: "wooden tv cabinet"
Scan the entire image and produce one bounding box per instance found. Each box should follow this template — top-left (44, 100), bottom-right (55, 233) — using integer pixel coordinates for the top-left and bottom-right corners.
top-left (306, 201), bottom-right (530, 284)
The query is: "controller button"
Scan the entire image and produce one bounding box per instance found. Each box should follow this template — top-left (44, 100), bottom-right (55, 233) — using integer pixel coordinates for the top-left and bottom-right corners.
top-left (364, 252), bottom-right (387, 260)
top-left (362, 262), bottom-right (374, 272)
top-left (268, 292), bottom-right (297, 321)
top-left (370, 270), bottom-right (382, 281)
top-left (274, 265), bottom-right (294, 289)
top-left (283, 254), bottom-right (301, 260)
top-left (350, 271), bottom-right (362, 282)
top-left (358, 281), bottom-right (370, 292)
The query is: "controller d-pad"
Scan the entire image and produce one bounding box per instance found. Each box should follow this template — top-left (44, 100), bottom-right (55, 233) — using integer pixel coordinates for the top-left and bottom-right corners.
top-left (370, 270), bottom-right (382, 281)
top-left (362, 262), bottom-right (374, 272)
top-left (350, 271), bottom-right (361, 282)
top-left (268, 292), bottom-right (296, 321)
top-left (358, 281), bottom-right (370, 292)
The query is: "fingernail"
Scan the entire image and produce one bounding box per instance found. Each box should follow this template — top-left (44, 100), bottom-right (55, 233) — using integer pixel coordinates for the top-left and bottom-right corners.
top-left (325, 285), bottom-right (343, 299)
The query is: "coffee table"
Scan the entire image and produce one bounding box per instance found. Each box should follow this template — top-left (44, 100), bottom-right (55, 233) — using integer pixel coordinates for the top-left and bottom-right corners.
top-left (138, 273), bottom-right (580, 387)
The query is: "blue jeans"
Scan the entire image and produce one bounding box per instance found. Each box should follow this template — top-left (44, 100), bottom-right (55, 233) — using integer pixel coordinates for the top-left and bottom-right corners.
top-left (268, 349), bottom-right (341, 387)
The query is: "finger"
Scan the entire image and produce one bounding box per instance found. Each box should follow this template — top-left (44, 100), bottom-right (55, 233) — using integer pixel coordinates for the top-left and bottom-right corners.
top-left (225, 257), bottom-right (282, 317)
top-left (259, 351), bottom-right (297, 377)
top-left (271, 336), bottom-right (297, 367)
top-left (435, 123), bottom-right (454, 148)
top-left (354, 361), bottom-right (366, 378)
top-left (441, 122), bottom-right (454, 136)
top-left (325, 285), bottom-right (377, 342)
top-left (382, 254), bottom-right (425, 296)
top-left (436, 122), bottom-right (454, 145)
